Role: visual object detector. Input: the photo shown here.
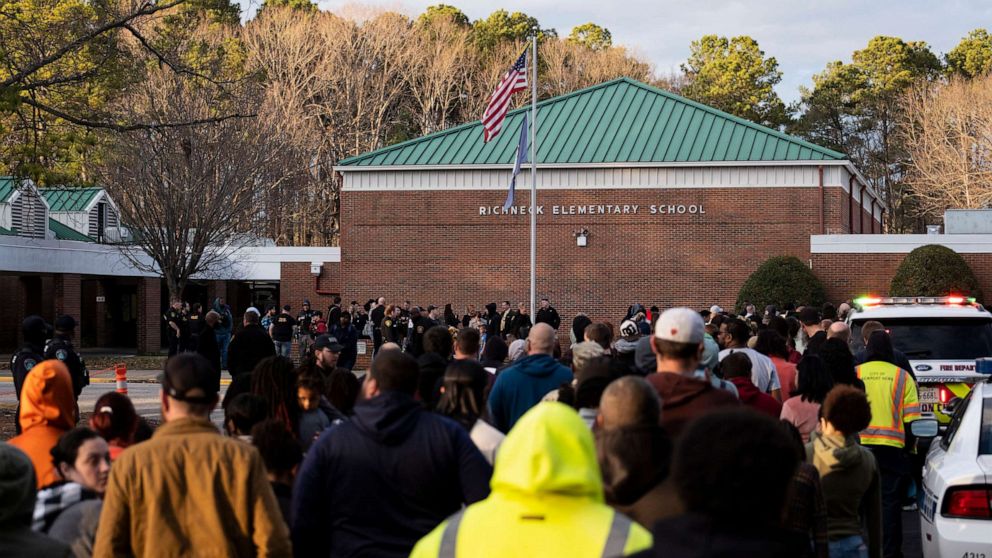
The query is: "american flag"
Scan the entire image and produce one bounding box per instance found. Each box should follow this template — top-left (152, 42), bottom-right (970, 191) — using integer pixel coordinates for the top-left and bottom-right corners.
top-left (482, 49), bottom-right (529, 143)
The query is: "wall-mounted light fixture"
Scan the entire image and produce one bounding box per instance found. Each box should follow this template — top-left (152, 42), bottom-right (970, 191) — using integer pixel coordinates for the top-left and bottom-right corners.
top-left (574, 228), bottom-right (590, 247)
top-left (310, 262), bottom-right (323, 276)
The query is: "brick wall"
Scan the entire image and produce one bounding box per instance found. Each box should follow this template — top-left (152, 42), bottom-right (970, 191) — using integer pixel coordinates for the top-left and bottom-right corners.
top-left (812, 252), bottom-right (992, 304)
top-left (329, 185), bottom-right (881, 327)
top-left (0, 275), bottom-right (25, 350)
top-left (137, 277), bottom-right (161, 354)
top-left (53, 274), bottom-right (82, 339)
top-left (280, 262), bottom-right (341, 312)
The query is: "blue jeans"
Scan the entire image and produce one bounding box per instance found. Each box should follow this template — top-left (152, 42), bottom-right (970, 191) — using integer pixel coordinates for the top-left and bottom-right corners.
top-left (274, 340), bottom-right (292, 358)
top-left (216, 332), bottom-right (231, 370)
top-left (829, 535), bottom-right (868, 558)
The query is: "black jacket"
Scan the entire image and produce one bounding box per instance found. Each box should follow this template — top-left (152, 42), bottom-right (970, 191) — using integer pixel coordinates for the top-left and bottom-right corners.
top-left (227, 324), bottom-right (275, 377)
top-left (631, 514), bottom-right (810, 558)
top-left (291, 391), bottom-right (492, 558)
top-left (195, 323), bottom-right (221, 392)
top-left (536, 306), bottom-right (561, 330)
top-left (329, 324), bottom-right (359, 371)
top-left (44, 335), bottom-right (88, 398)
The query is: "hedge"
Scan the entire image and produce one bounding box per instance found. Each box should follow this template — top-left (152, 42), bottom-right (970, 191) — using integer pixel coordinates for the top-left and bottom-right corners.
top-left (889, 244), bottom-right (982, 301)
top-left (736, 256), bottom-right (826, 313)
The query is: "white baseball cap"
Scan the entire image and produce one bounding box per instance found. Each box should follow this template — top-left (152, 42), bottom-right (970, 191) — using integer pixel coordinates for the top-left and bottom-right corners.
top-left (709, 305), bottom-right (724, 315)
top-left (655, 308), bottom-right (705, 344)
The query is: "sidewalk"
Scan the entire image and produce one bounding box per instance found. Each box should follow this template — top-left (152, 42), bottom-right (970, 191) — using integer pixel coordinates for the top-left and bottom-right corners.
top-left (0, 369), bottom-right (232, 385)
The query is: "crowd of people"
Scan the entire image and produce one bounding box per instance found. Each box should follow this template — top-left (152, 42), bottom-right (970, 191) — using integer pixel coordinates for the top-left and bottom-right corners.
top-left (2, 296), bottom-right (923, 558)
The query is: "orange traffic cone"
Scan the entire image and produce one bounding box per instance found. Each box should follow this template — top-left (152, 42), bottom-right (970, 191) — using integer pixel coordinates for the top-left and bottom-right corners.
top-left (115, 364), bottom-right (128, 395)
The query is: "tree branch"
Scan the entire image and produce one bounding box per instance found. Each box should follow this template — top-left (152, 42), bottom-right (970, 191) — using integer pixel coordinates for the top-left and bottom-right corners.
top-left (0, 0), bottom-right (187, 90)
top-left (18, 96), bottom-right (255, 132)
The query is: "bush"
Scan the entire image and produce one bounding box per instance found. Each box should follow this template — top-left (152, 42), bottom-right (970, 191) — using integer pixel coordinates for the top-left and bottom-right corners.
top-left (889, 245), bottom-right (982, 300)
top-left (736, 256), bottom-right (826, 313)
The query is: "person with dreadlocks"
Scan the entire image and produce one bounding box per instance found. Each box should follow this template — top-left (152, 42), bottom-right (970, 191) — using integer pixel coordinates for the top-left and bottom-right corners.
top-left (435, 359), bottom-right (504, 465)
top-left (249, 356), bottom-right (301, 436)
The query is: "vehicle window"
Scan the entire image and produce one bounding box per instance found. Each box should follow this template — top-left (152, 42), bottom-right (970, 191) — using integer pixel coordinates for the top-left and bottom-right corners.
top-left (981, 395), bottom-right (992, 455)
top-left (941, 389), bottom-right (973, 451)
top-left (850, 318), bottom-right (992, 360)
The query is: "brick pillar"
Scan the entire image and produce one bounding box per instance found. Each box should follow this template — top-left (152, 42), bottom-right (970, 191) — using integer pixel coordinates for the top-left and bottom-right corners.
top-left (53, 274), bottom-right (82, 342)
top-left (95, 280), bottom-right (110, 347)
top-left (137, 277), bottom-right (161, 354)
top-left (207, 280), bottom-right (228, 307)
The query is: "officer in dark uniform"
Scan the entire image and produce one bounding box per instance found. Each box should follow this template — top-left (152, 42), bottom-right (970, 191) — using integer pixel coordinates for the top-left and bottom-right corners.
top-left (44, 315), bottom-right (89, 400)
top-left (10, 315), bottom-right (50, 434)
top-left (381, 305), bottom-right (401, 345)
top-left (297, 300), bottom-right (317, 359)
top-left (535, 298), bottom-right (562, 330)
top-left (187, 302), bottom-right (205, 352)
top-left (405, 307), bottom-right (432, 357)
top-left (163, 299), bottom-right (185, 356)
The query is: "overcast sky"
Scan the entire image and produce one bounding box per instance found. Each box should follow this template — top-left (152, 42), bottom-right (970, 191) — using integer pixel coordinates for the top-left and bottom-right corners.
top-left (239, 0), bottom-right (992, 104)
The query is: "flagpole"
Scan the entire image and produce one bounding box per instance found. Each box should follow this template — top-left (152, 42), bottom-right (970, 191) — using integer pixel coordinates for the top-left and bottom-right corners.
top-left (529, 34), bottom-right (537, 322)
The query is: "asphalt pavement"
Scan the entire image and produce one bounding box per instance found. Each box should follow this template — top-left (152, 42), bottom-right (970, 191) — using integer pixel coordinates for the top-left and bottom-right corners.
top-left (0, 369), bottom-right (228, 426)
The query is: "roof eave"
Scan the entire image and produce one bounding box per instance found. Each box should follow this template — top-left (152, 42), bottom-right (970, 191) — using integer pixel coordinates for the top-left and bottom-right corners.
top-left (334, 159), bottom-right (850, 173)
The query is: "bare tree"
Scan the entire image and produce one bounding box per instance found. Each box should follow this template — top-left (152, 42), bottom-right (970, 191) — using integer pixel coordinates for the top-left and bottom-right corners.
top-left (900, 74), bottom-right (992, 220)
top-left (406, 16), bottom-right (476, 135)
top-left (540, 40), bottom-right (652, 98)
top-left (97, 68), bottom-right (283, 301)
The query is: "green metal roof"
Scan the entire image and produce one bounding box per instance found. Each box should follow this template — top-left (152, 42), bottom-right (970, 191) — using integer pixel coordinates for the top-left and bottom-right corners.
top-left (48, 218), bottom-right (94, 242)
top-left (339, 77), bottom-right (845, 167)
top-left (0, 177), bottom-right (16, 203)
top-left (40, 187), bottom-right (102, 212)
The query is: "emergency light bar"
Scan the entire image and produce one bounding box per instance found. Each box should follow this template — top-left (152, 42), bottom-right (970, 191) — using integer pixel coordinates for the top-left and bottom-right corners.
top-left (853, 295), bottom-right (977, 308)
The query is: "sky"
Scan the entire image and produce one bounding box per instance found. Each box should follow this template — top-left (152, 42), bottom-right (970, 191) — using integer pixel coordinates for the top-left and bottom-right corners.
top-left (238, 0), bottom-right (992, 104)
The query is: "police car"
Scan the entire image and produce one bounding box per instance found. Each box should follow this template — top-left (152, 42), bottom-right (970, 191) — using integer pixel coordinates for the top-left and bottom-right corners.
top-left (919, 373), bottom-right (992, 557)
top-left (848, 296), bottom-right (992, 423)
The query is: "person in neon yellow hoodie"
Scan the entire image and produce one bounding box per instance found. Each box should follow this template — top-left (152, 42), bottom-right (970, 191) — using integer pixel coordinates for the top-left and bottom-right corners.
top-left (410, 402), bottom-right (652, 558)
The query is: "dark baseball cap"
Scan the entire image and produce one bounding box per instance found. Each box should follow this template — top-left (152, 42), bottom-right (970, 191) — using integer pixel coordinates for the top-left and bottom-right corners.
top-left (314, 334), bottom-right (343, 352)
top-left (158, 354), bottom-right (217, 404)
top-left (798, 307), bottom-right (821, 325)
top-left (22, 315), bottom-right (52, 343)
top-left (427, 305), bottom-right (436, 312)
top-left (55, 315), bottom-right (76, 331)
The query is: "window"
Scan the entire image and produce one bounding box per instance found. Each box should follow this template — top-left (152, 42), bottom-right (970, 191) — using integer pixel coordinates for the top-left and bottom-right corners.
top-left (851, 318), bottom-right (992, 361)
top-left (940, 389), bottom-right (973, 451)
top-left (981, 394), bottom-right (992, 456)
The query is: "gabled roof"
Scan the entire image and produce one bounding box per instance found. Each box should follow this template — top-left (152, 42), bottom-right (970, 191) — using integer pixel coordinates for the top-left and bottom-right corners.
top-left (40, 187), bottom-right (103, 212)
top-left (0, 177), bottom-right (17, 203)
top-left (339, 77), bottom-right (845, 168)
top-left (48, 218), bottom-right (94, 242)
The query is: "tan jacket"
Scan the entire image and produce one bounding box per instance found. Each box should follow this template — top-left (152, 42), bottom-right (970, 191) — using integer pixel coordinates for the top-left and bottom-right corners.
top-left (93, 417), bottom-right (291, 557)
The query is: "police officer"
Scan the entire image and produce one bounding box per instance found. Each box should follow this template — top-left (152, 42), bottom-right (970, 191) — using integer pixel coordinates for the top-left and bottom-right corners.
top-left (10, 315), bottom-right (50, 434)
top-left (535, 298), bottom-right (562, 330)
top-left (44, 315), bottom-right (90, 400)
top-left (163, 299), bottom-right (186, 357)
top-left (405, 307), bottom-right (432, 357)
top-left (381, 304), bottom-right (401, 345)
top-left (297, 300), bottom-right (317, 360)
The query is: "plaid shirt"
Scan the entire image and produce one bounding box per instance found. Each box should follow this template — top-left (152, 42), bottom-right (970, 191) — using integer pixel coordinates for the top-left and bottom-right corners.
top-left (784, 462), bottom-right (830, 558)
top-left (33, 481), bottom-right (99, 532)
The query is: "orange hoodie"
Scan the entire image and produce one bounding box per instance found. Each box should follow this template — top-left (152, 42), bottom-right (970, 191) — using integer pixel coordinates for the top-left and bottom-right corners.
top-left (9, 360), bottom-right (77, 488)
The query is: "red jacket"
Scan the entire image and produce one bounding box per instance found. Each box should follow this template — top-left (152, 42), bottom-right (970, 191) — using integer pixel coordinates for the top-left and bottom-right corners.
top-left (728, 377), bottom-right (783, 419)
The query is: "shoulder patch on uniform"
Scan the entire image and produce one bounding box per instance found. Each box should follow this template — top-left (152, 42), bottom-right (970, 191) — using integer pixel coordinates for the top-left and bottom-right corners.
top-left (23, 358), bottom-right (37, 371)
top-left (56, 349), bottom-right (68, 361)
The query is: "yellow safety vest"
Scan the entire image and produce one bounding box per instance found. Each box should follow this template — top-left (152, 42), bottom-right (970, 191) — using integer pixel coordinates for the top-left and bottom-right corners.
top-left (856, 361), bottom-right (921, 448)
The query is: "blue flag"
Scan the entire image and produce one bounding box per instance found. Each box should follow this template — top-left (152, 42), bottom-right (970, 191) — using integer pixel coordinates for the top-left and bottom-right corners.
top-left (504, 114), bottom-right (529, 211)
